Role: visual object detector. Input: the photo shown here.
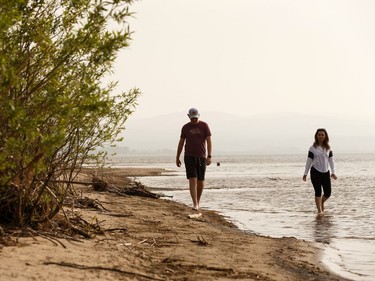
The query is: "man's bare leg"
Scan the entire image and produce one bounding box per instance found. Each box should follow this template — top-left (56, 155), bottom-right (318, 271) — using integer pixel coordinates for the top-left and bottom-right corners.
top-left (197, 180), bottom-right (204, 209)
top-left (189, 177), bottom-right (198, 210)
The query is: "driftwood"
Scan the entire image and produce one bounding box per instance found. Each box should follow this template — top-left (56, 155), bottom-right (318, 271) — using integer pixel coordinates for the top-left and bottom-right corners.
top-left (192, 234), bottom-right (208, 246)
top-left (72, 197), bottom-right (108, 211)
top-left (120, 186), bottom-right (160, 199)
top-left (91, 175), bottom-right (162, 199)
top-left (92, 177), bottom-right (108, 191)
top-left (43, 261), bottom-right (164, 280)
top-left (57, 175), bottom-right (168, 199)
top-left (188, 213), bottom-right (202, 219)
top-left (104, 227), bottom-right (128, 232)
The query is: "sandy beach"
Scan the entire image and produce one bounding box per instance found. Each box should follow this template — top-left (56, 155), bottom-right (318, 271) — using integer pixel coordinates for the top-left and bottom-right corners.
top-left (0, 167), bottom-right (349, 281)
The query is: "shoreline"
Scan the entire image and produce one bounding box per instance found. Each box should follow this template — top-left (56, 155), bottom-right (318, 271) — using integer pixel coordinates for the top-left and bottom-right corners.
top-left (0, 167), bottom-right (350, 281)
top-left (127, 166), bottom-right (361, 281)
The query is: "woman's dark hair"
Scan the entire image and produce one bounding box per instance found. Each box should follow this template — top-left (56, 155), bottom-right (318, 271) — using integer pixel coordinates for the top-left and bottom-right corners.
top-left (313, 128), bottom-right (331, 150)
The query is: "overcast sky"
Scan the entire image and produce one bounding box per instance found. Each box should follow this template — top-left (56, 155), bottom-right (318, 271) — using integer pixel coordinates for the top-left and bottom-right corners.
top-left (112, 0), bottom-right (375, 122)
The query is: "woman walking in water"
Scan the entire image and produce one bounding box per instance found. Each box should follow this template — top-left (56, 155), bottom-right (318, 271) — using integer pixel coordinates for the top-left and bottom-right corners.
top-left (303, 128), bottom-right (337, 215)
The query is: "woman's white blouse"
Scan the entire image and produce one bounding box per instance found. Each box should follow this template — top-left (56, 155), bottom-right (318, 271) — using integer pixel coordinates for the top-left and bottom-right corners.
top-left (304, 145), bottom-right (335, 175)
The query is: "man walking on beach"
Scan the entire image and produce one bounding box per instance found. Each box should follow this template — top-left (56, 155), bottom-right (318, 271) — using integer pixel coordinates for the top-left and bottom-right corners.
top-left (176, 108), bottom-right (212, 211)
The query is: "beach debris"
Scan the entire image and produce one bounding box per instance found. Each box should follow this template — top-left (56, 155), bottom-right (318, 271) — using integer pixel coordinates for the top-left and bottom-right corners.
top-left (120, 185), bottom-right (160, 199)
top-left (192, 234), bottom-right (208, 246)
top-left (138, 239), bottom-right (149, 245)
top-left (91, 176), bottom-right (162, 199)
top-left (104, 227), bottom-right (128, 233)
top-left (267, 177), bottom-right (281, 181)
top-left (116, 242), bottom-right (132, 247)
top-left (69, 197), bottom-right (108, 211)
top-left (188, 213), bottom-right (202, 219)
top-left (198, 235), bottom-right (208, 245)
top-left (65, 212), bottom-right (103, 238)
top-left (161, 253), bottom-right (175, 263)
top-left (107, 213), bottom-right (131, 218)
top-left (92, 176), bottom-right (108, 191)
top-left (43, 261), bottom-right (165, 280)
top-left (156, 193), bottom-right (174, 198)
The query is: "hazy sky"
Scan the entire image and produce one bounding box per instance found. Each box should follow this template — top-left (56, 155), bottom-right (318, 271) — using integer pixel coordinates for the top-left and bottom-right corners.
top-left (113, 0), bottom-right (375, 121)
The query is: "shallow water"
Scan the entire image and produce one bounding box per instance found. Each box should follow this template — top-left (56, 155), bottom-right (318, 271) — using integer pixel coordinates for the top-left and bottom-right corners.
top-left (112, 153), bottom-right (375, 281)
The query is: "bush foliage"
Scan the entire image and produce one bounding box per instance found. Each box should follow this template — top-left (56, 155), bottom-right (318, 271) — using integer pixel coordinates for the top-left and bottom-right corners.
top-left (0, 0), bottom-right (140, 226)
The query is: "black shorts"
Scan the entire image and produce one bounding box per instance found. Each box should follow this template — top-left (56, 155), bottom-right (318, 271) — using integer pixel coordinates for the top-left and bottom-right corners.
top-left (310, 166), bottom-right (331, 198)
top-left (184, 155), bottom-right (206, 180)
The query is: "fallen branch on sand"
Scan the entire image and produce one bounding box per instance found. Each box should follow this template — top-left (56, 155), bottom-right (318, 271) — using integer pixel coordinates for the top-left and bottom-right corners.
top-left (104, 227), bottom-right (128, 232)
top-left (92, 176), bottom-right (162, 199)
top-left (190, 234), bottom-right (208, 246)
top-left (43, 261), bottom-right (165, 280)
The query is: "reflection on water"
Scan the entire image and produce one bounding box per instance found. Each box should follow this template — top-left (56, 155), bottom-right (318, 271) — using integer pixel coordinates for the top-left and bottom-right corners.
top-left (314, 214), bottom-right (334, 244)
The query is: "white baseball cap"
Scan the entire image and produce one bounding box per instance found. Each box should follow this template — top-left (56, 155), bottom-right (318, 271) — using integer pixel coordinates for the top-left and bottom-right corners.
top-left (187, 108), bottom-right (200, 118)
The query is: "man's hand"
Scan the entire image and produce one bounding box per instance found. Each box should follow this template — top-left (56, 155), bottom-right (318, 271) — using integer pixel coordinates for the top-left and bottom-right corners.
top-left (206, 157), bottom-right (212, 166)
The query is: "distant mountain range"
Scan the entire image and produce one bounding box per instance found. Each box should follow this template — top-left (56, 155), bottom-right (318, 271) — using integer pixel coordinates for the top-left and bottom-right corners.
top-left (113, 111), bottom-right (375, 154)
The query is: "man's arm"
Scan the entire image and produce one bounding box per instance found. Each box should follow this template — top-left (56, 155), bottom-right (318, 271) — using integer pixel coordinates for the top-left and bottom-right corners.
top-left (176, 137), bottom-right (185, 167)
top-left (206, 136), bottom-right (212, 165)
